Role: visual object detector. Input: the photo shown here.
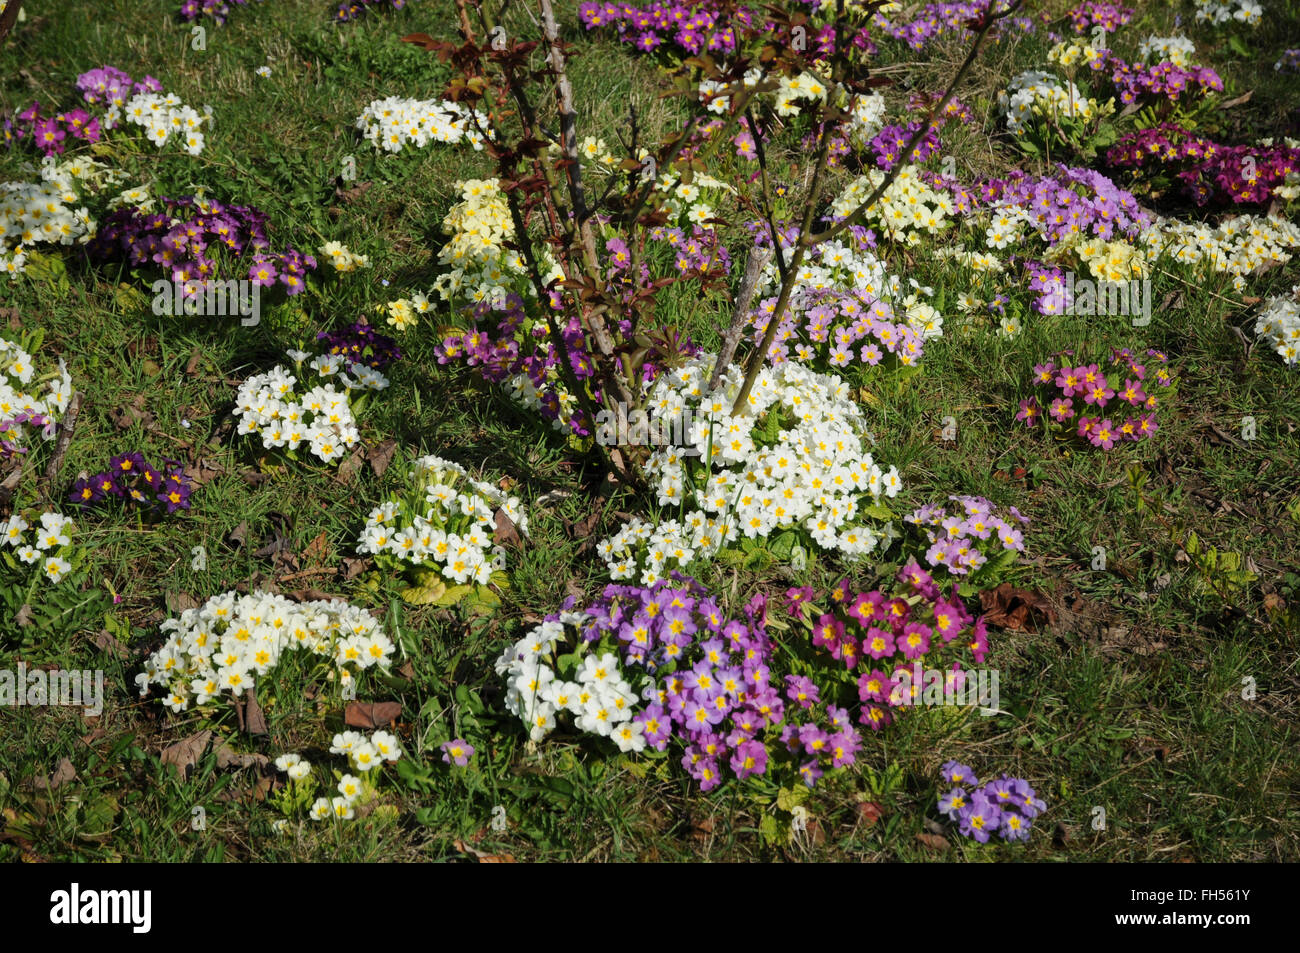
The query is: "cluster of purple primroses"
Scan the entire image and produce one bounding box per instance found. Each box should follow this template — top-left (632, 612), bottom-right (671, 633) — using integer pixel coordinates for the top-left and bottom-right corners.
top-left (69, 453), bottom-right (194, 515)
top-left (938, 760), bottom-right (1044, 842)
top-left (1108, 123), bottom-right (1300, 208)
top-left (554, 576), bottom-right (861, 791)
top-left (874, 1), bottom-right (1035, 51)
top-left (3, 103), bottom-right (101, 157)
top-left (1018, 348), bottom-right (1173, 451)
top-left (1103, 55), bottom-right (1224, 107)
top-left (75, 66), bottom-right (164, 109)
top-left (785, 561), bottom-right (993, 734)
top-left (316, 321), bottom-right (402, 371)
top-left (758, 289), bottom-right (928, 371)
top-left (1065, 1), bottom-right (1133, 33)
top-left (87, 195), bottom-right (317, 298)
top-left (577, 1), bottom-right (873, 60)
top-left (905, 496), bottom-right (1029, 577)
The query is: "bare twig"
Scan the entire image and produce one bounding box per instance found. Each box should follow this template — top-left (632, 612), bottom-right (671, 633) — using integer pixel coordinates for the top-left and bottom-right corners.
top-left (43, 390), bottom-right (83, 490)
top-left (710, 247), bottom-right (772, 391)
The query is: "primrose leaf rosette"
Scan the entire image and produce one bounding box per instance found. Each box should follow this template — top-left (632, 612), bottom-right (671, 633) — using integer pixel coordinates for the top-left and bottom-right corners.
top-left (597, 355), bottom-right (901, 585)
top-left (136, 590), bottom-right (396, 713)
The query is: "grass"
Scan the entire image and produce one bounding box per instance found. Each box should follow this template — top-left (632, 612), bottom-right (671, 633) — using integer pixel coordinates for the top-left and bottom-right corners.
top-left (0, 0), bottom-right (1297, 862)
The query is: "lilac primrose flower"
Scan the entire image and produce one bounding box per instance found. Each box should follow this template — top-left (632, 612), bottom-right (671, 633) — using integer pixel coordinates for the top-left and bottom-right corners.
top-left (440, 738), bottom-right (474, 767)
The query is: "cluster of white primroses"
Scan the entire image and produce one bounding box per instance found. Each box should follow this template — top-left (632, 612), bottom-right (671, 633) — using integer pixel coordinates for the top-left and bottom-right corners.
top-left (0, 160), bottom-right (105, 277)
top-left (1254, 287), bottom-right (1300, 366)
top-left (273, 732), bottom-right (403, 825)
top-left (596, 355), bottom-right (901, 585)
top-left (319, 241), bottom-right (371, 273)
top-left (357, 454), bottom-right (527, 586)
top-left (1137, 35), bottom-right (1197, 67)
top-left (355, 96), bottom-right (490, 153)
top-left (110, 89), bottom-right (212, 155)
top-left (829, 164), bottom-right (956, 246)
top-left (0, 335), bottom-right (74, 449)
top-left (1, 509), bottom-right (79, 584)
top-left (233, 347), bottom-right (389, 464)
top-left (495, 614), bottom-right (641, 746)
top-left (136, 590), bottom-right (396, 713)
top-left (1142, 213), bottom-right (1300, 292)
top-left (424, 177), bottom-right (562, 311)
top-left (1192, 0), bottom-right (1263, 27)
top-left (999, 70), bottom-right (1106, 136)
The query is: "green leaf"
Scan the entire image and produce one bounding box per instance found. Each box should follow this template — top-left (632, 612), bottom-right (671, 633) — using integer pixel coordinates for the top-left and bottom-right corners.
top-left (401, 578), bottom-right (447, 605)
top-left (775, 785), bottom-right (808, 812)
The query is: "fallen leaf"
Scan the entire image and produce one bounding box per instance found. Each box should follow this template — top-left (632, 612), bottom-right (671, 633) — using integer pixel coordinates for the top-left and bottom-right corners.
top-left (244, 688), bottom-right (268, 736)
top-left (110, 394), bottom-right (155, 431)
top-left (979, 583), bottom-right (1057, 633)
top-left (302, 531), bottom-right (331, 565)
top-left (14, 604), bottom-right (33, 627)
top-left (494, 508), bottom-right (523, 549)
top-left (341, 557), bottom-right (369, 580)
top-left (915, 832), bottom-right (949, 851)
top-left (213, 741), bottom-right (270, 771)
top-left (94, 628), bottom-right (130, 659)
top-left (857, 801), bottom-right (884, 828)
top-left (165, 591), bottom-right (202, 613)
top-left (366, 438), bottom-right (398, 478)
top-left (160, 730), bottom-right (213, 781)
top-left (1220, 90), bottom-right (1252, 109)
top-left (344, 701), bottom-right (403, 729)
top-left (32, 758), bottom-right (76, 791)
top-left (227, 521), bottom-right (249, 549)
top-left (182, 460), bottom-right (223, 487)
top-left (452, 838), bottom-right (516, 862)
top-left (335, 180), bottom-right (373, 204)
top-left (334, 446), bottom-right (365, 485)
top-left (185, 348), bottom-right (204, 376)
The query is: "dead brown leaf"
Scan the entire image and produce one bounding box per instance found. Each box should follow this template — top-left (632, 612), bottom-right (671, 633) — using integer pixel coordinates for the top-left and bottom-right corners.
top-left (857, 801), bottom-right (884, 828)
top-left (366, 438), bottom-right (398, 478)
top-left (452, 838), bottom-right (516, 862)
top-left (341, 556), bottom-right (370, 580)
top-left (213, 741), bottom-right (270, 771)
top-left (494, 508), bottom-right (523, 549)
top-left (32, 758), bottom-right (77, 792)
top-left (302, 531), bottom-right (331, 565)
top-left (110, 394), bottom-right (156, 431)
top-left (344, 701), bottom-right (403, 729)
top-left (94, 628), bottom-right (130, 659)
top-left (165, 591), bottom-right (202, 614)
top-left (979, 583), bottom-right (1057, 633)
top-left (915, 832), bottom-right (949, 852)
top-left (14, 604), bottom-right (33, 628)
top-left (160, 730), bottom-right (213, 781)
top-left (334, 446), bottom-right (365, 485)
top-left (244, 688), bottom-right (268, 736)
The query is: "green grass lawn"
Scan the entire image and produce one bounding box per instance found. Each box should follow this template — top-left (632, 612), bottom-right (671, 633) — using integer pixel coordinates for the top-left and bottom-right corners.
top-left (0, 0), bottom-right (1297, 862)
